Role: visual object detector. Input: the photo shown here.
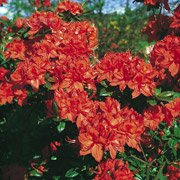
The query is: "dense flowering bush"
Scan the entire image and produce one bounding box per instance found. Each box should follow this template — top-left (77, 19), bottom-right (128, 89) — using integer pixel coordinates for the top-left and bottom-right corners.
top-left (0, 0), bottom-right (179, 179)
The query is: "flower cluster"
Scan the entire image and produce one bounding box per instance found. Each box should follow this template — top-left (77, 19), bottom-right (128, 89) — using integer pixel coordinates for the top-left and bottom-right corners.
top-left (165, 163), bottom-right (180, 180)
top-left (1, 3), bottom-right (97, 106)
top-left (150, 35), bottom-right (180, 78)
top-left (78, 97), bottom-right (145, 162)
top-left (163, 98), bottom-right (180, 126)
top-left (94, 159), bottom-right (134, 180)
top-left (143, 5), bottom-right (180, 42)
top-left (96, 52), bottom-right (158, 98)
top-left (143, 14), bottom-right (171, 42)
top-left (143, 105), bottom-right (164, 130)
top-left (54, 88), bottom-right (145, 162)
top-left (54, 89), bottom-right (96, 122)
top-left (143, 98), bottom-right (180, 129)
top-left (170, 5), bottom-right (180, 31)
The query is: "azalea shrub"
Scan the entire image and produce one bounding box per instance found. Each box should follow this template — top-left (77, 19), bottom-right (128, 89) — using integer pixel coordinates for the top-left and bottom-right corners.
top-left (0, 0), bottom-right (180, 179)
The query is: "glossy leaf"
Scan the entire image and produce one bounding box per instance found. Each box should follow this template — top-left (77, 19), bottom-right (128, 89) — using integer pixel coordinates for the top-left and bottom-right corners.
top-left (57, 121), bottom-right (66, 133)
top-left (99, 88), bottom-right (113, 96)
top-left (29, 170), bottom-right (42, 177)
top-left (65, 168), bottom-right (79, 178)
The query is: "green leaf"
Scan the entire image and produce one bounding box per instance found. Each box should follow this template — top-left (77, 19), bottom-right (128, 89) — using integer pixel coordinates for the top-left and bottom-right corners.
top-left (147, 99), bottom-right (157, 106)
top-left (52, 101), bottom-right (59, 116)
top-left (100, 88), bottom-right (113, 96)
top-left (0, 53), bottom-right (5, 61)
top-left (52, 117), bottom-right (60, 122)
top-left (33, 155), bottom-right (41, 159)
top-left (29, 170), bottom-right (42, 177)
top-left (51, 156), bottom-right (57, 161)
top-left (155, 96), bottom-right (173, 102)
top-left (100, 80), bottom-right (108, 88)
top-left (168, 138), bottom-right (177, 149)
top-left (173, 92), bottom-right (180, 98)
top-left (159, 91), bottom-right (174, 97)
top-left (23, 32), bottom-right (29, 38)
top-left (154, 88), bottom-right (162, 95)
top-left (57, 121), bottom-right (66, 133)
top-left (135, 174), bottom-right (143, 180)
top-left (7, 32), bottom-right (15, 37)
top-left (53, 176), bottom-right (60, 180)
top-left (154, 164), bottom-right (167, 180)
top-left (155, 91), bottom-right (180, 102)
top-left (44, 81), bottom-right (51, 89)
top-left (158, 172), bottom-right (167, 180)
top-left (174, 124), bottom-right (180, 138)
top-left (0, 18), bottom-right (12, 27)
top-left (65, 168), bottom-right (79, 178)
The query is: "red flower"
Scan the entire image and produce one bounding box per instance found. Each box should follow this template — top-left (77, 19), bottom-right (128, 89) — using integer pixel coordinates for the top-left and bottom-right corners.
top-left (0, 67), bottom-right (9, 81)
top-left (144, 0), bottom-right (170, 11)
top-left (117, 107), bottom-right (145, 151)
top-left (79, 129), bottom-right (104, 162)
top-left (34, 0), bottom-right (41, 7)
top-left (43, 0), bottom-right (51, 7)
top-left (165, 98), bottom-right (180, 118)
top-left (96, 52), bottom-right (157, 98)
top-left (78, 97), bottom-right (145, 161)
top-left (143, 105), bottom-right (164, 130)
top-left (13, 89), bottom-right (27, 106)
top-left (27, 11), bottom-right (62, 36)
top-left (165, 162), bottom-right (180, 180)
top-left (10, 61), bottom-right (46, 91)
top-left (50, 57), bottom-right (96, 93)
top-left (96, 52), bottom-right (130, 90)
top-left (94, 159), bottom-right (135, 180)
top-left (0, 82), bottom-right (14, 105)
top-left (56, 0), bottom-right (83, 15)
top-left (54, 89), bottom-right (96, 122)
top-left (14, 17), bottom-right (26, 29)
top-left (150, 35), bottom-right (180, 78)
top-left (127, 59), bottom-right (157, 98)
top-left (0, 16), bottom-right (8, 25)
top-left (34, 0), bottom-right (51, 7)
top-left (3, 39), bottom-right (26, 60)
top-left (50, 141), bottom-right (61, 151)
top-left (143, 14), bottom-right (170, 42)
top-left (170, 5), bottom-right (180, 30)
top-left (163, 98), bottom-right (180, 126)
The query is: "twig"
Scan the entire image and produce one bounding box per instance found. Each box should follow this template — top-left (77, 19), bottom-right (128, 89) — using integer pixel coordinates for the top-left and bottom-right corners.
top-left (131, 155), bottom-right (147, 164)
top-left (139, 143), bottom-right (148, 162)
